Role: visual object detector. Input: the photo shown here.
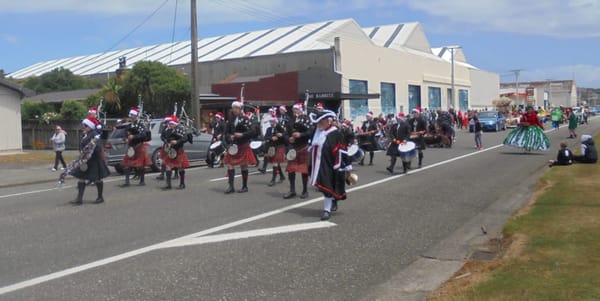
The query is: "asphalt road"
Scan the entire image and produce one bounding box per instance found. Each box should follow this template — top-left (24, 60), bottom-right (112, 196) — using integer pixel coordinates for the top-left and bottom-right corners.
top-left (1, 118), bottom-right (598, 301)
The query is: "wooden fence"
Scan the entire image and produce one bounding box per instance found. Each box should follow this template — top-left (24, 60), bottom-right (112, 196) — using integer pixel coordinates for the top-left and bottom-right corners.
top-left (22, 119), bottom-right (118, 150)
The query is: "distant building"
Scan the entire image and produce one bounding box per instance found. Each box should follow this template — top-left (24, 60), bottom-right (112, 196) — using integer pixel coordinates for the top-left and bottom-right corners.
top-left (500, 80), bottom-right (577, 109)
top-left (0, 78), bottom-right (27, 152)
top-left (10, 19), bottom-right (499, 124)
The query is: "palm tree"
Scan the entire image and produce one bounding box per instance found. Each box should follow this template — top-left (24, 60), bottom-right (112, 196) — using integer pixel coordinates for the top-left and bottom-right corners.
top-left (101, 76), bottom-right (122, 111)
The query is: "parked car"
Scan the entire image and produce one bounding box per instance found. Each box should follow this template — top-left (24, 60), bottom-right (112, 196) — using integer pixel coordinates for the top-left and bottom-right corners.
top-left (105, 119), bottom-right (212, 174)
top-left (476, 110), bottom-right (507, 132)
top-left (589, 106), bottom-right (600, 116)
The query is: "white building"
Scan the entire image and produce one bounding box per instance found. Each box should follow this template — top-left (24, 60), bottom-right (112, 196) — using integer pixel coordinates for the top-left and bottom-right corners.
top-left (500, 80), bottom-right (577, 109)
top-left (0, 78), bottom-right (26, 152)
top-left (9, 19), bottom-right (499, 123)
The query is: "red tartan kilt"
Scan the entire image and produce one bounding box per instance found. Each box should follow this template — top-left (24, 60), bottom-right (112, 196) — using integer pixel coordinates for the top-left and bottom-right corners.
top-left (121, 144), bottom-right (152, 168)
top-left (158, 148), bottom-right (167, 161)
top-left (224, 143), bottom-right (256, 166)
top-left (286, 145), bottom-right (309, 174)
top-left (269, 146), bottom-right (286, 164)
top-left (163, 149), bottom-right (190, 169)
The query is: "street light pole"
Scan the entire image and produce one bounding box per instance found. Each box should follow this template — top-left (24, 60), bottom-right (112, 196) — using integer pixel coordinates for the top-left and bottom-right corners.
top-left (510, 69), bottom-right (523, 108)
top-left (190, 0), bottom-right (201, 129)
top-left (447, 46), bottom-right (461, 110)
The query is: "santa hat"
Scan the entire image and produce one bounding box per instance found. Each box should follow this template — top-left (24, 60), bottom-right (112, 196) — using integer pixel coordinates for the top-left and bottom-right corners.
top-left (129, 107), bottom-right (140, 117)
top-left (82, 117), bottom-right (100, 129)
top-left (309, 110), bottom-right (336, 123)
top-left (214, 112), bottom-right (224, 119)
top-left (88, 107), bottom-right (98, 115)
top-left (316, 102), bottom-right (324, 109)
top-left (268, 107), bottom-right (276, 113)
top-left (279, 105), bottom-right (287, 113)
top-left (412, 108), bottom-right (421, 114)
top-left (163, 115), bottom-right (173, 122)
top-left (269, 115), bottom-right (278, 123)
top-left (366, 111), bottom-right (374, 118)
top-left (169, 115), bottom-right (179, 125)
top-left (232, 101), bottom-right (243, 108)
top-left (292, 103), bottom-right (303, 110)
top-left (342, 119), bottom-right (352, 126)
top-left (397, 112), bottom-right (405, 118)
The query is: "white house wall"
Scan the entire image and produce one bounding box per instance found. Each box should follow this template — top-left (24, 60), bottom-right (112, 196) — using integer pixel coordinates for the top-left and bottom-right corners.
top-left (0, 87), bottom-right (23, 152)
top-left (470, 69), bottom-right (500, 109)
top-left (336, 37), bottom-right (471, 122)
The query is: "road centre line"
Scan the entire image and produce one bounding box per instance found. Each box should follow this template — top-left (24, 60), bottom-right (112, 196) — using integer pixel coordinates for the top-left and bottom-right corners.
top-left (0, 141), bottom-right (508, 295)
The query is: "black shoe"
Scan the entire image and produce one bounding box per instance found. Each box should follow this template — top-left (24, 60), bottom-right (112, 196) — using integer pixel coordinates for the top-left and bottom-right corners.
top-left (320, 211), bottom-right (331, 221)
top-left (237, 187), bottom-right (248, 193)
top-left (403, 167), bottom-right (408, 174)
top-left (138, 182), bottom-right (146, 186)
top-left (92, 198), bottom-right (104, 204)
top-left (283, 192), bottom-right (297, 199)
top-left (119, 183), bottom-right (130, 188)
top-left (331, 200), bottom-right (338, 212)
top-left (268, 180), bottom-right (276, 187)
top-left (161, 186), bottom-right (172, 190)
top-left (177, 184), bottom-right (186, 190)
top-left (368, 162), bottom-right (373, 166)
top-left (155, 175), bottom-right (164, 180)
top-left (69, 200), bottom-right (83, 206)
top-left (258, 168), bottom-right (266, 174)
top-left (386, 166), bottom-right (394, 174)
top-left (224, 186), bottom-right (235, 194)
top-left (418, 163), bottom-right (422, 168)
top-left (279, 177), bottom-right (286, 183)
top-left (358, 161), bottom-right (364, 166)
top-left (300, 192), bottom-right (309, 199)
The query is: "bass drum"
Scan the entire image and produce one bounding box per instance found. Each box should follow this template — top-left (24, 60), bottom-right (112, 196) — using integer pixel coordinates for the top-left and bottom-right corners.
top-left (398, 141), bottom-right (417, 163)
top-left (346, 144), bottom-right (365, 162)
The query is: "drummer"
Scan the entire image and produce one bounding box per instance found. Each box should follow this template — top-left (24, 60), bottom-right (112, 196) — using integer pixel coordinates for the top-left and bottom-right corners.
top-left (284, 102), bottom-right (314, 199)
top-left (264, 115), bottom-right (287, 186)
top-left (408, 108), bottom-right (427, 168)
top-left (207, 112), bottom-right (226, 168)
top-left (223, 101), bottom-right (257, 194)
top-left (386, 112), bottom-right (411, 174)
top-left (358, 111), bottom-right (378, 166)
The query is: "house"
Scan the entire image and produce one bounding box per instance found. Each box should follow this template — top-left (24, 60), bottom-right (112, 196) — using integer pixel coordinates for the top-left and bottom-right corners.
top-left (0, 78), bottom-right (27, 152)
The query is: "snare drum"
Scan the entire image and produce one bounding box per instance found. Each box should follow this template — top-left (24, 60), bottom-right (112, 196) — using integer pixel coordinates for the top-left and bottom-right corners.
top-left (398, 141), bottom-right (417, 162)
top-left (346, 144), bottom-right (365, 162)
top-left (126, 146), bottom-right (135, 158)
top-left (209, 141), bottom-right (225, 155)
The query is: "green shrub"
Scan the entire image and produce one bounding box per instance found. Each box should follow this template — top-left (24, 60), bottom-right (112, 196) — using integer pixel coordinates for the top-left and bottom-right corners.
top-left (60, 100), bottom-right (87, 120)
top-left (21, 100), bottom-right (54, 119)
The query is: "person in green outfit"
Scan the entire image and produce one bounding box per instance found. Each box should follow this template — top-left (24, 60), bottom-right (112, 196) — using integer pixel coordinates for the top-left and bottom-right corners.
top-left (568, 109), bottom-right (578, 139)
top-left (550, 106), bottom-right (563, 131)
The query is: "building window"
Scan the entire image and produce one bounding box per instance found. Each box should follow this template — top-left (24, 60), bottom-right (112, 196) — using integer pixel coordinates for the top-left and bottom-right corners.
top-left (349, 79), bottom-right (368, 119)
top-left (428, 87), bottom-right (441, 110)
top-left (408, 85), bottom-right (421, 112)
top-left (459, 89), bottom-right (469, 112)
top-left (380, 82), bottom-right (396, 115)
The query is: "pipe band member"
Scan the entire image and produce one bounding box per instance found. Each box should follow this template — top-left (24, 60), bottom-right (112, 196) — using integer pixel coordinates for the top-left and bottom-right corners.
top-left (207, 112), bottom-right (226, 168)
top-left (408, 108), bottom-right (427, 168)
top-left (120, 107), bottom-right (152, 187)
top-left (223, 101), bottom-right (257, 194)
top-left (70, 117), bottom-right (110, 205)
top-left (359, 111), bottom-right (378, 165)
top-left (386, 112), bottom-right (411, 174)
top-left (264, 115), bottom-right (288, 186)
top-left (284, 102), bottom-right (314, 199)
top-left (161, 116), bottom-right (191, 190)
top-left (310, 110), bottom-right (351, 221)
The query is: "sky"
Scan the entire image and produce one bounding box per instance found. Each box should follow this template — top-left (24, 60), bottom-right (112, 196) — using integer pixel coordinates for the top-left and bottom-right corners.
top-left (1, 0), bottom-right (600, 87)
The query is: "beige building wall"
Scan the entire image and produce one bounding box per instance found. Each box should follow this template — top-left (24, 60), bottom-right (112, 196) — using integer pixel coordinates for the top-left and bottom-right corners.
top-left (0, 86), bottom-right (23, 152)
top-left (335, 37), bottom-right (471, 122)
top-left (470, 69), bottom-right (500, 109)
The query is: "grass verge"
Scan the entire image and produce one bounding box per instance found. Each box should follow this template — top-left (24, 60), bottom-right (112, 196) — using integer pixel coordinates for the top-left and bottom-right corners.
top-left (429, 134), bottom-right (600, 301)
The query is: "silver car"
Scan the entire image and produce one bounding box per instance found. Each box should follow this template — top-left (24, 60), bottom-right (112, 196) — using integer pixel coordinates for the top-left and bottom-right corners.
top-left (105, 119), bottom-right (212, 174)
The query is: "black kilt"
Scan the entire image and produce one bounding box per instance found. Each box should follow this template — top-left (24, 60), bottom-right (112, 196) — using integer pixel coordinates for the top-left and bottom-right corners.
top-left (72, 151), bottom-right (110, 181)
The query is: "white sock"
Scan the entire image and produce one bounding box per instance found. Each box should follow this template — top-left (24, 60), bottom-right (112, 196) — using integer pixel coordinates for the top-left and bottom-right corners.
top-left (323, 197), bottom-right (332, 212)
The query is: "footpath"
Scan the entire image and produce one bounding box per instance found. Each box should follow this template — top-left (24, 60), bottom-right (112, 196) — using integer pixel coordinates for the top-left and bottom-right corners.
top-left (0, 150), bottom-right (81, 188)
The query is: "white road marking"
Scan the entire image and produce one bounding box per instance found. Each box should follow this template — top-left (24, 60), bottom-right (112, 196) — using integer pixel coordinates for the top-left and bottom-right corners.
top-left (209, 169), bottom-right (272, 182)
top-left (160, 222), bottom-right (336, 249)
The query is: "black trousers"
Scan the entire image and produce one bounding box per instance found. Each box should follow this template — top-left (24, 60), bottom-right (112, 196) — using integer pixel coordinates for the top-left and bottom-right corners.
top-left (54, 151), bottom-right (66, 169)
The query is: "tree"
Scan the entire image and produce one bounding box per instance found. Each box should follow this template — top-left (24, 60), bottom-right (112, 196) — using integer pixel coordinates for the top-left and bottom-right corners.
top-left (100, 76), bottom-right (124, 112)
top-left (21, 100), bottom-right (55, 119)
top-left (119, 61), bottom-right (190, 117)
top-left (23, 67), bottom-right (102, 94)
top-left (0, 69), bottom-right (5, 78)
top-left (60, 100), bottom-right (88, 120)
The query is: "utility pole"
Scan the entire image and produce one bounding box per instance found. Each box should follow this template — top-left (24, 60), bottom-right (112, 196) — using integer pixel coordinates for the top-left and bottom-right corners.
top-left (447, 46), bottom-right (461, 110)
top-left (190, 0), bottom-right (201, 129)
top-left (509, 69), bottom-right (523, 107)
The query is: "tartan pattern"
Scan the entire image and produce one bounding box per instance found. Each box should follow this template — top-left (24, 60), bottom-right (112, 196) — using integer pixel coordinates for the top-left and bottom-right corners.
top-left (224, 143), bottom-right (257, 166)
top-left (163, 149), bottom-right (190, 169)
top-left (269, 146), bottom-right (286, 164)
top-left (286, 144), bottom-right (310, 174)
top-left (121, 143), bottom-right (152, 168)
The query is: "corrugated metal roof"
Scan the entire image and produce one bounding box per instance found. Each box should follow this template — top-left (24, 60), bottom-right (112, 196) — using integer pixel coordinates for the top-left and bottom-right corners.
top-left (9, 18), bottom-right (475, 79)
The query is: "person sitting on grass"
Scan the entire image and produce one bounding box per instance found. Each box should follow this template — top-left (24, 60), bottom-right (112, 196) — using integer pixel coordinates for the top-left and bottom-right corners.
top-left (548, 141), bottom-right (573, 167)
top-left (573, 134), bottom-right (598, 164)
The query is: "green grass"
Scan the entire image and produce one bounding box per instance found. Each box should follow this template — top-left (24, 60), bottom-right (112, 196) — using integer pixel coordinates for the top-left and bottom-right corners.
top-left (449, 135), bottom-right (600, 301)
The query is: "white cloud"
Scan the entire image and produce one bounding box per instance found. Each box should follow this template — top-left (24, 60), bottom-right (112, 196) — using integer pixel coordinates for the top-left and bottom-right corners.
top-left (1, 34), bottom-right (18, 45)
top-left (521, 65), bottom-right (600, 88)
top-left (400, 0), bottom-right (600, 38)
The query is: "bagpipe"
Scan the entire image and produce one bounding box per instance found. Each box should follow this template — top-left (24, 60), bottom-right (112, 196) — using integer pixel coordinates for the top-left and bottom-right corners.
top-left (58, 134), bottom-right (98, 188)
top-left (176, 101), bottom-right (198, 144)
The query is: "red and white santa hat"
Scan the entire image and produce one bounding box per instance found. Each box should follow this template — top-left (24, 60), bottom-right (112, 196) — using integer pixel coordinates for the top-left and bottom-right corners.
top-left (412, 107), bottom-right (421, 114)
top-left (163, 115), bottom-right (173, 122)
top-left (279, 105), bottom-right (287, 113)
top-left (232, 100), bottom-right (243, 108)
top-left (129, 107), bottom-right (140, 117)
top-left (82, 116), bottom-right (100, 129)
top-left (292, 102), bottom-right (303, 111)
top-left (214, 112), bottom-right (224, 119)
top-left (169, 115), bottom-right (179, 125)
top-left (366, 111), bottom-right (374, 118)
top-left (397, 112), bottom-right (405, 118)
top-left (316, 102), bottom-right (324, 110)
top-left (88, 107), bottom-right (98, 115)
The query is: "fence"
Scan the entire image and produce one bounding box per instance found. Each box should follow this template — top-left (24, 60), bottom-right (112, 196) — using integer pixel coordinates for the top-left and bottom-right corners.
top-left (22, 119), bottom-right (118, 150)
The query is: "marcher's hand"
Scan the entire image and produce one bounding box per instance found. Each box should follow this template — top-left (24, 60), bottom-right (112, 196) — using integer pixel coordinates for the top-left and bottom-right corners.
top-left (128, 134), bottom-right (134, 140)
top-left (292, 132), bottom-right (301, 138)
top-left (271, 136), bottom-right (278, 141)
top-left (234, 133), bottom-right (243, 138)
top-left (289, 137), bottom-right (295, 143)
top-left (170, 140), bottom-right (177, 145)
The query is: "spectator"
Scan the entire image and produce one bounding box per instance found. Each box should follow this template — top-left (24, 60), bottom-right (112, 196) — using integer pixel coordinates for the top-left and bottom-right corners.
top-left (573, 135), bottom-right (598, 164)
top-left (473, 115), bottom-right (482, 150)
top-left (568, 110), bottom-right (578, 139)
top-left (550, 107), bottom-right (563, 131)
top-left (548, 141), bottom-right (573, 167)
top-left (50, 125), bottom-right (67, 171)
